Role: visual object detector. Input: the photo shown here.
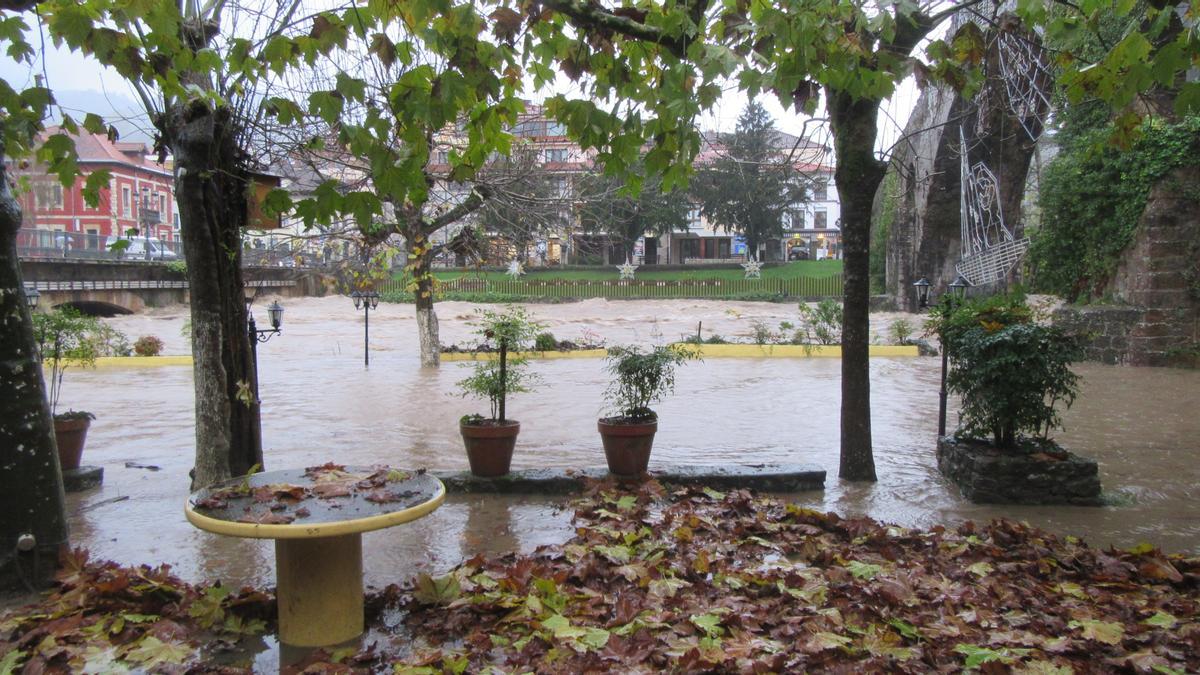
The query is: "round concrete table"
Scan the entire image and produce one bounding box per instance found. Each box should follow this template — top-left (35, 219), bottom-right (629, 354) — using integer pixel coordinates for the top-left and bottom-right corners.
top-left (185, 466), bottom-right (444, 647)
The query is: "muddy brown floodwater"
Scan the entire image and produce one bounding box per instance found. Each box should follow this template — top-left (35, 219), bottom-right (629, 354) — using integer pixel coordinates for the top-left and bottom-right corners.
top-left (59, 296), bottom-right (1200, 600)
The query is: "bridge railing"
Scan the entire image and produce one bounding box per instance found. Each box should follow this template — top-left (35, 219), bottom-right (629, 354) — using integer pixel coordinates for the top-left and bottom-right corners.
top-left (17, 228), bottom-right (185, 262)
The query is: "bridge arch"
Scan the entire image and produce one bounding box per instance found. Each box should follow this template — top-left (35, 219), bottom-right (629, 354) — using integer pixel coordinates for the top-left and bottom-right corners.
top-left (53, 300), bottom-right (134, 317)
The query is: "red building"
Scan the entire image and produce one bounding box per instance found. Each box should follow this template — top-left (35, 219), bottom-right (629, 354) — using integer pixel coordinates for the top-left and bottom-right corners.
top-left (15, 129), bottom-right (177, 251)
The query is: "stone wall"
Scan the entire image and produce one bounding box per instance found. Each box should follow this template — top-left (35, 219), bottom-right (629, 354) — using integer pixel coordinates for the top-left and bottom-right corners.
top-left (936, 436), bottom-right (1102, 506)
top-left (1052, 166), bottom-right (1200, 368)
top-left (1050, 305), bottom-right (1143, 365)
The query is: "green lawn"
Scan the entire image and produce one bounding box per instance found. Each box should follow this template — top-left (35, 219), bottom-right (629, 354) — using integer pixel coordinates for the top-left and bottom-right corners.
top-left (425, 260), bottom-right (843, 282)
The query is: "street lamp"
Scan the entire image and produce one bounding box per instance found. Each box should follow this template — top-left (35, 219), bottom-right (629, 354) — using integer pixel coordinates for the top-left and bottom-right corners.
top-left (351, 290), bottom-right (379, 367)
top-left (23, 285), bottom-right (40, 310)
top-left (912, 277), bottom-right (931, 310)
top-left (247, 300), bottom-right (283, 464)
top-left (936, 273), bottom-right (972, 437)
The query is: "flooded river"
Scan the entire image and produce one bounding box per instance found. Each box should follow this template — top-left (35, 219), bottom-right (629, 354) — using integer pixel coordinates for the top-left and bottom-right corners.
top-left (57, 296), bottom-right (1200, 594)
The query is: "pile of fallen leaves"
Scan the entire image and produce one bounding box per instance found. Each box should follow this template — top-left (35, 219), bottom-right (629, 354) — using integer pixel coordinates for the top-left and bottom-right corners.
top-left (0, 549), bottom-right (273, 673)
top-left (384, 481), bottom-right (1199, 673)
top-left (3, 481), bottom-right (1198, 673)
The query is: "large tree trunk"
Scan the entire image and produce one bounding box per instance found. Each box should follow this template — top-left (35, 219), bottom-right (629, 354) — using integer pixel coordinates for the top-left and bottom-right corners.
top-left (161, 103), bottom-right (260, 488)
top-left (0, 133), bottom-right (69, 589)
top-left (409, 236), bottom-right (440, 367)
top-left (829, 91), bottom-right (886, 482)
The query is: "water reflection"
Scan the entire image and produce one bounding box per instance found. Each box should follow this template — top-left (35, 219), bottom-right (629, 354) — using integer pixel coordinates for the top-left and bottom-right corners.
top-left (58, 297), bottom-right (1200, 593)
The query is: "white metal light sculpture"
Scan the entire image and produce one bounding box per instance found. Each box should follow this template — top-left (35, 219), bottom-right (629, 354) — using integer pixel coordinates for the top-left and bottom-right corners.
top-left (996, 29), bottom-right (1053, 142)
top-left (616, 262), bottom-right (637, 280)
top-left (741, 259), bottom-right (763, 279)
top-left (505, 259), bottom-right (525, 279)
top-left (955, 128), bottom-right (1029, 287)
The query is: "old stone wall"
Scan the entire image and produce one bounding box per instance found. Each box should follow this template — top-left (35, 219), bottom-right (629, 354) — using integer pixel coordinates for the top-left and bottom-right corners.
top-left (936, 436), bottom-right (1102, 505)
top-left (1050, 305), bottom-right (1143, 365)
top-left (1052, 166), bottom-right (1200, 368)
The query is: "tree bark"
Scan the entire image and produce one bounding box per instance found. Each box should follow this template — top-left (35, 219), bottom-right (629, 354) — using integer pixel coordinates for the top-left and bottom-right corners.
top-left (829, 91), bottom-right (886, 482)
top-left (0, 131), bottom-right (69, 589)
top-left (408, 235), bottom-right (440, 368)
top-left (160, 102), bottom-right (260, 488)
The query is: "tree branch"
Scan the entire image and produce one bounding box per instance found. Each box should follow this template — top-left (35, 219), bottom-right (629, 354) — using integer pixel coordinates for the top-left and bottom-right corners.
top-left (425, 184), bottom-right (492, 234)
top-left (542, 0), bottom-right (693, 59)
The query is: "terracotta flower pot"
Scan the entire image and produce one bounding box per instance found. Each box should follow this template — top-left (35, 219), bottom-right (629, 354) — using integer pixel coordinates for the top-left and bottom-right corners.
top-left (598, 417), bottom-right (658, 476)
top-left (54, 416), bottom-right (92, 471)
top-left (460, 420), bottom-right (520, 477)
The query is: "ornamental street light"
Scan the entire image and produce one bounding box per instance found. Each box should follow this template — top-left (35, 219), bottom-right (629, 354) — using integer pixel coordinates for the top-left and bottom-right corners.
top-left (912, 277), bottom-right (931, 310)
top-left (351, 290), bottom-right (379, 367)
top-left (23, 285), bottom-right (39, 310)
top-left (248, 300), bottom-right (284, 462)
top-left (936, 274), bottom-right (972, 437)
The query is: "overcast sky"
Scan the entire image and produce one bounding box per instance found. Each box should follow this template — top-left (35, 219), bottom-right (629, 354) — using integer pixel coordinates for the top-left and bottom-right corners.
top-left (0, 33), bottom-right (921, 157)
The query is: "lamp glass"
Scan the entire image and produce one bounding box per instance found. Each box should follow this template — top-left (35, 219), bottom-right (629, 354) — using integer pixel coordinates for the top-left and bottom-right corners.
top-left (24, 286), bottom-right (39, 309)
top-left (351, 290), bottom-right (362, 310)
top-left (368, 292), bottom-right (379, 310)
top-left (267, 301), bottom-right (284, 330)
top-left (949, 274), bottom-right (971, 298)
top-left (912, 277), bottom-right (931, 306)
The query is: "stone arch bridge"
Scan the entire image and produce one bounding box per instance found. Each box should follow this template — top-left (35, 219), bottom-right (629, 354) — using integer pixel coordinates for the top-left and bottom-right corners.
top-left (19, 259), bottom-right (331, 316)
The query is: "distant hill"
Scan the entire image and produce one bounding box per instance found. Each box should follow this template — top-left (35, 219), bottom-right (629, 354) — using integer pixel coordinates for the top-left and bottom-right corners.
top-left (50, 89), bottom-right (154, 146)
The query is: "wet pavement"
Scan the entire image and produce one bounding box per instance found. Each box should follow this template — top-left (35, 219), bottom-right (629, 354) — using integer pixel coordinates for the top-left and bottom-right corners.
top-left (54, 296), bottom-right (1200, 595)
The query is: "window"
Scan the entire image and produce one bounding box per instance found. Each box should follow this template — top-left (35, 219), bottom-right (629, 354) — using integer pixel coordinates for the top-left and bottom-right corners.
top-left (553, 177), bottom-right (570, 196)
top-left (159, 194), bottom-right (166, 215)
top-left (434, 150), bottom-right (449, 164)
top-left (687, 208), bottom-right (703, 230)
top-left (33, 182), bottom-right (63, 209)
top-left (681, 238), bottom-right (700, 259)
top-left (545, 148), bottom-right (568, 163)
top-left (813, 181), bottom-right (828, 201)
top-left (813, 210), bottom-right (828, 229)
top-left (789, 210), bottom-right (805, 230)
top-left (122, 187), bottom-right (131, 217)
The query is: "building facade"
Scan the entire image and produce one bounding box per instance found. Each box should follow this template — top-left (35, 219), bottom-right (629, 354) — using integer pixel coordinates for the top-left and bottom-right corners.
top-left (15, 129), bottom-right (178, 254)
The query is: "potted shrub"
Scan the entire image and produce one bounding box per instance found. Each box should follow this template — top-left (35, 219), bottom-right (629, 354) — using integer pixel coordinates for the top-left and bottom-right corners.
top-left (929, 294), bottom-right (1097, 504)
top-left (32, 307), bottom-right (101, 471)
top-left (598, 344), bottom-right (697, 475)
top-left (457, 306), bottom-right (542, 477)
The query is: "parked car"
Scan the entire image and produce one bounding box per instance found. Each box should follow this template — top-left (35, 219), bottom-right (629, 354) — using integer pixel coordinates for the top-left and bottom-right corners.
top-left (105, 235), bottom-right (179, 261)
top-left (787, 246), bottom-right (810, 261)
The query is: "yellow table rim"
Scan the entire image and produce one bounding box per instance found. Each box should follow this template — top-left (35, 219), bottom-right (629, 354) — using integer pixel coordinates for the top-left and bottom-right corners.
top-left (184, 477), bottom-right (446, 540)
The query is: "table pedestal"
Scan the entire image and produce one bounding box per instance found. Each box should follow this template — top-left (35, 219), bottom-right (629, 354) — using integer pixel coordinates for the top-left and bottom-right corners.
top-left (275, 533), bottom-right (363, 646)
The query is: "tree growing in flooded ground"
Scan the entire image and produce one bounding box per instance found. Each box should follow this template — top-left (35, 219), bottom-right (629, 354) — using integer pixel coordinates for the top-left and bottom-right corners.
top-left (259, 6), bottom-right (549, 369)
top-left (36, 0), bottom-right (352, 488)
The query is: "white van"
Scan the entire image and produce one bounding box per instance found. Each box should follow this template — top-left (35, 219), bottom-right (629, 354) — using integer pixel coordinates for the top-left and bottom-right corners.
top-left (105, 235), bottom-right (180, 261)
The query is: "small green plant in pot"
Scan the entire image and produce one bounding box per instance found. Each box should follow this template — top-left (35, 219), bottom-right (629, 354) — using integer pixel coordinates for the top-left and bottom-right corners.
top-left (598, 344), bottom-right (698, 476)
top-left (32, 307), bottom-right (101, 471)
top-left (457, 306), bottom-right (542, 476)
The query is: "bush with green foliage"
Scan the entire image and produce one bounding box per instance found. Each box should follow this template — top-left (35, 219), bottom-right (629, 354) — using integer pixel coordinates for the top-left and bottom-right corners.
top-left (797, 299), bottom-right (843, 345)
top-left (928, 294), bottom-right (1084, 449)
top-left (133, 335), bottom-right (165, 357)
top-left (31, 307), bottom-right (101, 418)
top-left (888, 318), bottom-right (913, 345)
top-left (1030, 116), bottom-right (1200, 301)
top-left (87, 322), bottom-right (131, 357)
top-left (458, 306), bottom-right (543, 423)
top-left (533, 331), bottom-right (558, 352)
top-left (603, 344), bottom-right (698, 422)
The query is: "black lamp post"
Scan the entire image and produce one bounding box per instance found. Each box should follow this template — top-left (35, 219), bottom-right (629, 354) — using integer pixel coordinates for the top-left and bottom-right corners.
top-left (351, 290), bottom-right (379, 366)
top-left (247, 300), bottom-right (283, 463)
top-left (936, 274), bottom-right (971, 437)
top-left (23, 285), bottom-right (40, 310)
top-left (248, 301), bottom-right (284, 401)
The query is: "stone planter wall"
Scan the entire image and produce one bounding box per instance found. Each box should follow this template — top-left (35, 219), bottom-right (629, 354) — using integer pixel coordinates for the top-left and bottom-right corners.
top-left (936, 436), bottom-right (1102, 506)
